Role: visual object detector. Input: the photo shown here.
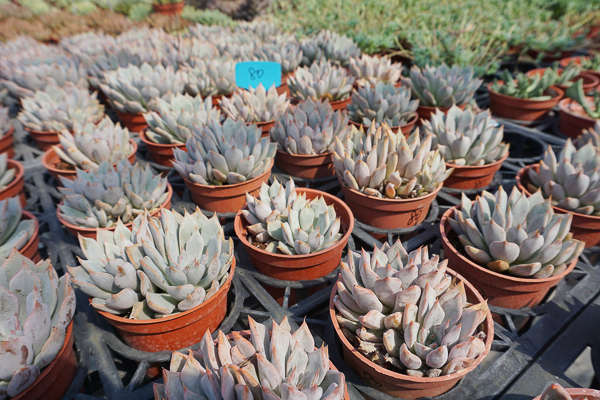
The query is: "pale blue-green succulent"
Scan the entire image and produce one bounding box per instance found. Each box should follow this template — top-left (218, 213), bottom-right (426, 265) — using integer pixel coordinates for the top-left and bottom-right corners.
top-left (347, 83), bottom-right (418, 128)
top-left (219, 84), bottom-right (289, 123)
top-left (348, 54), bottom-right (402, 88)
top-left (181, 58), bottom-right (237, 98)
top-left (288, 60), bottom-right (355, 103)
top-left (0, 196), bottom-right (36, 258)
top-left (0, 154), bottom-right (16, 190)
top-left (300, 30), bottom-right (361, 67)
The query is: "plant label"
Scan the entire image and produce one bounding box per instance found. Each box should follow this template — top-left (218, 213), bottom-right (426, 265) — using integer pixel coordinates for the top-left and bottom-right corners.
top-left (235, 61), bottom-right (282, 90)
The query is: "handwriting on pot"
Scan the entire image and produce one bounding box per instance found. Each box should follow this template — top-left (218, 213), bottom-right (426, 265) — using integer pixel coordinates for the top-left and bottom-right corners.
top-left (235, 62), bottom-right (281, 90)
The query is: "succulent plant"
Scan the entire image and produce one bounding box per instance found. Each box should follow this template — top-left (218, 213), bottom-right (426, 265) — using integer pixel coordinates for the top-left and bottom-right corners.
top-left (254, 39), bottom-right (303, 75)
top-left (333, 240), bottom-right (488, 376)
top-left (17, 83), bottom-right (104, 133)
top-left (348, 54), bottom-right (402, 87)
top-left (491, 69), bottom-right (556, 100)
top-left (565, 79), bottom-right (600, 119)
top-left (181, 58), bottom-right (237, 98)
top-left (538, 383), bottom-right (578, 400)
top-left (54, 116), bottom-right (134, 171)
top-left (348, 83), bottom-right (418, 128)
top-left (579, 52), bottom-right (600, 72)
top-left (0, 107), bottom-right (10, 136)
top-left (271, 98), bottom-right (349, 155)
top-left (448, 186), bottom-right (584, 277)
top-left (300, 30), bottom-right (361, 67)
top-left (401, 65), bottom-right (482, 108)
top-left (0, 249), bottom-right (75, 398)
top-left (100, 63), bottom-right (184, 114)
top-left (333, 125), bottom-right (453, 199)
top-left (422, 105), bottom-right (509, 166)
top-left (144, 93), bottom-right (221, 145)
top-left (67, 208), bottom-right (234, 319)
top-left (173, 118), bottom-right (276, 186)
top-left (0, 153), bottom-right (16, 191)
top-left (58, 160), bottom-right (169, 228)
top-left (288, 61), bottom-right (355, 103)
top-left (575, 120), bottom-right (600, 149)
top-left (154, 317), bottom-right (346, 400)
top-left (543, 63), bottom-right (581, 87)
top-left (242, 179), bottom-right (342, 255)
top-left (220, 84), bottom-right (289, 124)
top-left (0, 196), bottom-right (36, 258)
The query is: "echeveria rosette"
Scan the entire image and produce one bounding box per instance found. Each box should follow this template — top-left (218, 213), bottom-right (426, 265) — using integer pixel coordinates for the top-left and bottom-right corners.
top-left (58, 160), bottom-right (170, 229)
top-left (181, 58), bottom-right (237, 98)
top-left (270, 98), bottom-right (349, 155)
top-left (254, 38), bottom-right (303, 75)
top-left (422, 105), bottom-right (509, 166)
top-left (0, 249), bottom-right (75, 398)
top-left (527, 139), bottom-right (600, 216)
top-left (242, 179), bottom-right (342, 255)
top-left (300, 29), bottom-right (361, 67)
top-left (288, 61), bottom-right (355, 103)
top-left (449, 187), bottom-right (584, 278)
top-left (332, 125), bottom-right (453, 199)
top-left (333, 241), bottom-right (489, 376)
top-left (219, 84), bottom-right (290, 124)
top-left (348, 54), bottom-right (402, 87)
top-left (348, 83), bottom-right (418, 128)
top-left (154, 317), bottom-right (346, 400)
top-left (172, 118), bottom-right (276, 186)
top-left (0, 196), bottom-right (36, 258)
top-left (0, 153), bottom-right (16, 190)
top-left (67, 208), bottom-right (234, 320)
top-left (575, 120), bottom-right (600, 149)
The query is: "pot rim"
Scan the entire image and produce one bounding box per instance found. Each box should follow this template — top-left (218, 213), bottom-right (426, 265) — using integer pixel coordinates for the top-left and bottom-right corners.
top-left (440, 206), bottom-right (578, 283)
top-left (41, 139), bottom-right (138, 176)
top-left (558, 97), bottom-right (597, 123)
top-left (348, 113), bottom-right (418, 131)
top-left (487, 81), bottom-right (564, 104)
top-left (2, 159), bottom-right (24, 195)
top-left (234, 187), bottom-right (354, 261)
top-left (20, 210), bottom-right (39, 253)
top-left (245, 120), bottom-right (276, 127)
top-left (526, 69), bottom-right (600, 89)
top-left (329, 268), bottom-right (494, 384)
top-left (417, 103), bottom-right (467, 111)
top-left (56, 183), bottom-right (173, 233)
top-left (94, 258), bottom-right (236, 326)
top-left (276, 149), bottom-right (333, 160)
top-left (182, 159), bottom-right (275, 191)
top-left (445, 151), bottom-right (509, 170)
top-left (342, 181), bottom-right (443, 205)
top-left (532, 388), bottom-right (600, 400)
top-left (1, 126), bottom-right (14, 141)
top-left (139, 128), bottom-right (186, 149)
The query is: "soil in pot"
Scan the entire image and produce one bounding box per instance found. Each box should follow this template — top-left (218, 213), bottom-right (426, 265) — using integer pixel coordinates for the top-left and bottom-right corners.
top-left (330, 268), bottom-right (493, 399)
top-left (276, 150), bottom-right (335, 179)
top-left (0, 126), bottom-right (15, 158)
top-left (115, 111), bottom-right (148, 133)
top-left (487, 82), bottom-right (564, 122)
top-left (443, 152), bottom-right (508, 190)
top-left (348, 113), bottom-right (418, 137)
top-left (140, 129), bottom-right (186, 167)
top-left (95, 259), bottom-right (236, 352)
top-left (558, 97), bottom-right (598, 138)
top-left (152, 1), bottom-right (184, 15)
top-left (183, 159), bottom-right (273, 213)
top-left (440, 207), bottom-right (578, 309)
top-left (416, 103), bottom-right (466, 124)
top-left (1, 159), bottom-right (27, 207)
top-left (24, 127), bottom-right (61, 151)
top-left (234, 187), bottom-right (354, 281)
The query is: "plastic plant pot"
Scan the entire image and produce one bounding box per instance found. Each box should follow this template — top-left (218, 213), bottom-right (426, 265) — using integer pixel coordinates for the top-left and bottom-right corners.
top-left (487, 82), bottom-right (564, 122)
top-left (139, 129), bottom-right (186, 167)
top-left (443, 152), bottom-right (509, 190)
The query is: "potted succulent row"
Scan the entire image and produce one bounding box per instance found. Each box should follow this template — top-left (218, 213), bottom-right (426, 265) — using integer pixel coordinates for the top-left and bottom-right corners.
top-left (155, 317), bottom-right (348, 400)
top-left (0, 250), bottom-right (76, 400)
top-left (235, 178), bottom-right (353, 281)
top-left (0, 107), bottom-right (15, 157)
top-left (142, 93), bottom-right (221, 167)
top-left (0, 153), bottom-right (26, 207)
top-left (559, 80), bottom-right (600, 137)
top-left (152, 0), bottom-right (184, 16)
top-left (181, 58), bottom-right (237, 107)
top-left (57, 160), bottom-right (173, 239)
top-left (423, 106), bottom-right (510, 190)
top-left (0, 196), bottom-right (39, 261)
top-left (348, 54), bottom-right (402, 88)
top-left (440, 186), bottom-right (584, 309)
top-left (271, 98), bottom-right (348, 178)
top-left (254, 38), bottom-right (303, 95)
top-left (560, 51), bottom-right (600, 80)
top-left (42, 117), bottom-right (137, 182)
top-left (67, 208), bottom-right (235, 351)
top-left (331, 240), bottom-right (493, 398)
top-left (332, 125), bottom-right (452, 230)
top-left (299, 29), bottom-right (362, 68)
top-left (17, 83), bottom-right (104, 150)
top-left (526, 63), bottom-right (599, 92)
top-left (535, 383), bottom-right (600, 399)
top-left (172, 118), bottom-right (276, 213)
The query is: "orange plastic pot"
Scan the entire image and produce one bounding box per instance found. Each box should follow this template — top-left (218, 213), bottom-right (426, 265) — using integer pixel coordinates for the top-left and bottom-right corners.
top-left (246, 120), bottom-right (275, 137)
top-left (558, 98), bottom-right (598, 138)
top-left (95, 259), bottom-right (235, 352)
top-left (19, 210), bottom-right (41, 263)
top-left (329, 97), bottom-right (352, 111)
top-left (234, 187), bottom-right (354, 281)
top-left (1, 159), bottom-right (26, 207)
top-left (24, 127), bottom-right (61, 151)
top-left (330, 268), bottom-right (493, 399)
top-left (348, 113), bottom-right (418, 137)
top-left (560, 56), bottom-right (600, 80)
top-left (276, 71), bottom-right (294, 96)
top-left (341, 183), bottom-right (441, 229)
top-left (41, 140), bottom-right (138, 182)
top-left (440, 207), bottom-right (578, 309)
top-left (0, 126), bottom-right (15, 158)
top-left (526, 68), bottom-right (599, 92)
top-left (115, 111), bottom-right (148, 133)
top-left (57, 183), bottom-right (173, 239)
top-left (487, 82), bottom-right (564, 122)
top-left (275, 150), bottom-right (335, 179)
top-left (517, 164), bottom-right (600, 248)
top-left (443, 152), bottom-right (508, 190)
top-left (416, 103), bottom-right (466, 124)
top-left (140, 129), bottom-right (185, 167)
top-left (12, 321), bottom-right (76, 400)
top-left (533, 388), bottom-right (600, 400)
top-left (183, 160), bottom-right (273, 213)
top-left (152, 1), bottom-right (184, 15)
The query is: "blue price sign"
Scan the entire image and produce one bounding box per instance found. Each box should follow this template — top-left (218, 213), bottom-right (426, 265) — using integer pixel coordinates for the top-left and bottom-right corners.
top-left (235, 61), bottom-right (282, 90)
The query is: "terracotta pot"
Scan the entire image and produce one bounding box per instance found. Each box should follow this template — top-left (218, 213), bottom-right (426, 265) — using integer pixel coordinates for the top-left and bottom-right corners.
top-left (440, 207), bottom-right (578, 309)
top-left (329, 97), bottom-right (352, 111)
top-left (95, 259), bottom-right (235, 352)
top-left (115, 111), bottom-right (148, 133)
top-left (140, 129), bottom-right (185, 167)
top-left (1, 159), bottom-right (26, 207)
top-left (330, 268), bottom-right (493, 399)
top-left (152, 1), bottom-right (184, 15)
top-left (416, 103), bottom-right (466, 124)
top-left (276, 71), bottom-right (293, 96)
top-left (341, 183), bottom-right (441, 229)
top-left (526, 68), bottom-right (599, 92)
top-left (57, 183), bottom-right (173, 239)
top-left (444, 152), bottom-right (508, 190)
top-left (234, 188), bottom-right (354, 281)
top-left (533, 388), bottom-right (600, 400)
top-left (24, 127), bottom-right (61, 151)
top-left (0, 126), bottom-right (15, 158)
top-left (246, 120), bottom-right (275, 137)
top-left (517, 164), bottom-right (600, 248)
top-left (589, 24), bottom-right (600, 39)
top-left (348, 113), bottom-right (418, 137)
top-left (183, 160), bottom-right (273, 213)
top-left (558, 97), bottom-right (598, 138)
top-left (276, 150), bottom-right (335, 179)
top-left (11, 321), bottom-right (76, 400)
top-left (19, 210), bottom-right (41, 263)
top-left (559, 56), bottom-right (600, 80)
top-left (41, 140), bottom-right (138, 182)
top-left (487, 82), bottom-right (564, 122)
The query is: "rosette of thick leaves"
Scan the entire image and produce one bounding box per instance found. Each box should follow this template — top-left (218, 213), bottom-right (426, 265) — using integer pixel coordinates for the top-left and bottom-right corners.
top-left (348, 83), bottom-right (418, 128)
top-left (254, 37), bottom-right (303, 75)
top-left (349, 54), bottom-right (402, 87)
top-left (288, 60), bottom-right (355, 103)
top-left (0, 153), bottom-right (16, 190)
top-left (220, 84), bottom-right (289, 124)
top-left (181, 58), bottom-right (237, 98)
top-left (300, 29), bottom-right (361, 67)
top-left (0, 196), bottom-right (36, 258)
top-left (575, 120), bottom-right (600, 149)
